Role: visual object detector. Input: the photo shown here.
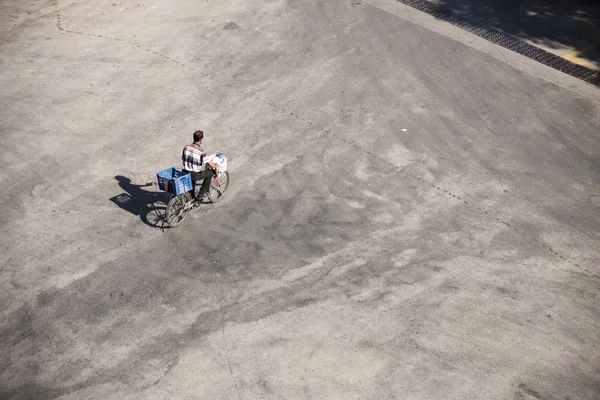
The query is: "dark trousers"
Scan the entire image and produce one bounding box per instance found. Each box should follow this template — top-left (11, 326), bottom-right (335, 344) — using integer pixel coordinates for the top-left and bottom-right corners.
top-left (187, 170), bottom-right (213, 197)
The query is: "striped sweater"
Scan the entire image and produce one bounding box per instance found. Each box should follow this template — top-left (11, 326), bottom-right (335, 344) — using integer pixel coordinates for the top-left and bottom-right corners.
top-left (182, 143), bottom-right (206, 172)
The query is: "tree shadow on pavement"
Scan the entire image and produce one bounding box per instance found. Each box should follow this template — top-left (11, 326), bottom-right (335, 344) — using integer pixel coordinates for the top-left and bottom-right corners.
top-left (432, 0), bottom-right (600, 67)
top-left (110, 175), bottom-right (169, 230)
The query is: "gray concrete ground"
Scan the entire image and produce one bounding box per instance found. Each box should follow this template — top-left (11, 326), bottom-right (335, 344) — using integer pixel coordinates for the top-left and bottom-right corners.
top-left (1, 0), bottom-right (600, 399)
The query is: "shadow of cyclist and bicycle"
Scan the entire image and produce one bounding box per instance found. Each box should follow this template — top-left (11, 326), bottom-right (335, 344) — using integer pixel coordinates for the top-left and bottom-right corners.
top-left (110, 176), bottom-right (172, 229)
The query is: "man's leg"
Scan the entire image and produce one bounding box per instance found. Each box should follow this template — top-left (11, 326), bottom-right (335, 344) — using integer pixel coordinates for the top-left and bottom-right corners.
top-left (195, 170), bottom-right (214, 198)
top-left (188, 170), bottom-right (212, 198)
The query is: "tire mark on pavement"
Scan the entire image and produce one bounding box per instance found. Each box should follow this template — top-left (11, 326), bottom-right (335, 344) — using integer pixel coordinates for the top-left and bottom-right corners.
top-left (428, 182), bottom-right (599, 280)
top-left (238, 92), bottom-right (598, 279)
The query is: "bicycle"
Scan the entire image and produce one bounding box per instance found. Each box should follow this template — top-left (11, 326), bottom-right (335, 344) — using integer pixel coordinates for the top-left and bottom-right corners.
top-left (157, 154), bottom-right (230, 227)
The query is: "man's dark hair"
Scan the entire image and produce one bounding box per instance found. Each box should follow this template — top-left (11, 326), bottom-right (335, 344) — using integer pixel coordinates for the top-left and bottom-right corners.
top-left (193, 130), bottom-right (204, 142)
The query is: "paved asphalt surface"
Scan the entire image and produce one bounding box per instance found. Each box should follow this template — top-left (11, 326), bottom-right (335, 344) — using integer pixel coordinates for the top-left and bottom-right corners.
top-left (1, 0), bottom-right (599, 399)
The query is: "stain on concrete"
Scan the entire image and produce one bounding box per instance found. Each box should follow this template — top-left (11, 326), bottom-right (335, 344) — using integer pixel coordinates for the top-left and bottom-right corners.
top-left (224, 21), bottom-right (239, 30)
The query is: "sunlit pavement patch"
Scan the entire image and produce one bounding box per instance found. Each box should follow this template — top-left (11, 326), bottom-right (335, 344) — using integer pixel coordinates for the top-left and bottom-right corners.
top-left (562, 43), bottom-right (600, 71)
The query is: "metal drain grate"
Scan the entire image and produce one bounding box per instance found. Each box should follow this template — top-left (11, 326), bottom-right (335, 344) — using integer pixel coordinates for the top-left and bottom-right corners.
top-left (395, 0), bottom-right (600, 87)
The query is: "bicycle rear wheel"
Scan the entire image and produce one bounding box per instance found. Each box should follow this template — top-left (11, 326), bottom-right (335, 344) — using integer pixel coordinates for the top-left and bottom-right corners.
top-left (165, 192), bottom-right (192, 227)
top-left (207, 171), bottom-right (230, 203)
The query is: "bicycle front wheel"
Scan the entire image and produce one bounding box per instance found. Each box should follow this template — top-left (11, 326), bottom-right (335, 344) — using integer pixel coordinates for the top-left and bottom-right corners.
top-left (165, 192), bottom-right (191, 227)
top-left (207, 171), bottom-right (230, 203)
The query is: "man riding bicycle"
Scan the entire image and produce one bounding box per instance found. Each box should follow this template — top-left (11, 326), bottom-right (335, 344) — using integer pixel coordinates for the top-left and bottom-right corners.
top-left (182, 130), bottom-right (219, 199)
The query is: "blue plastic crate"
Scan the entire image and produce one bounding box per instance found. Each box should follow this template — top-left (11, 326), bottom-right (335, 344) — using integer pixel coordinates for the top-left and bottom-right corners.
top-left (156, 167), bottom-right (192, 195)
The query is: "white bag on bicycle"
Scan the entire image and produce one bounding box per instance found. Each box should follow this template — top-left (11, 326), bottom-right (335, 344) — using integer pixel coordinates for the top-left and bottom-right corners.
top-left (204, 153), bottom-right (227, 172)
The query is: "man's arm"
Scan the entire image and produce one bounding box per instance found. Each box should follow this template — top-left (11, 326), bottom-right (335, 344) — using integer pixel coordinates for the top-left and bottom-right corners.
top-left (206, 161), bottom-right (220, 170)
